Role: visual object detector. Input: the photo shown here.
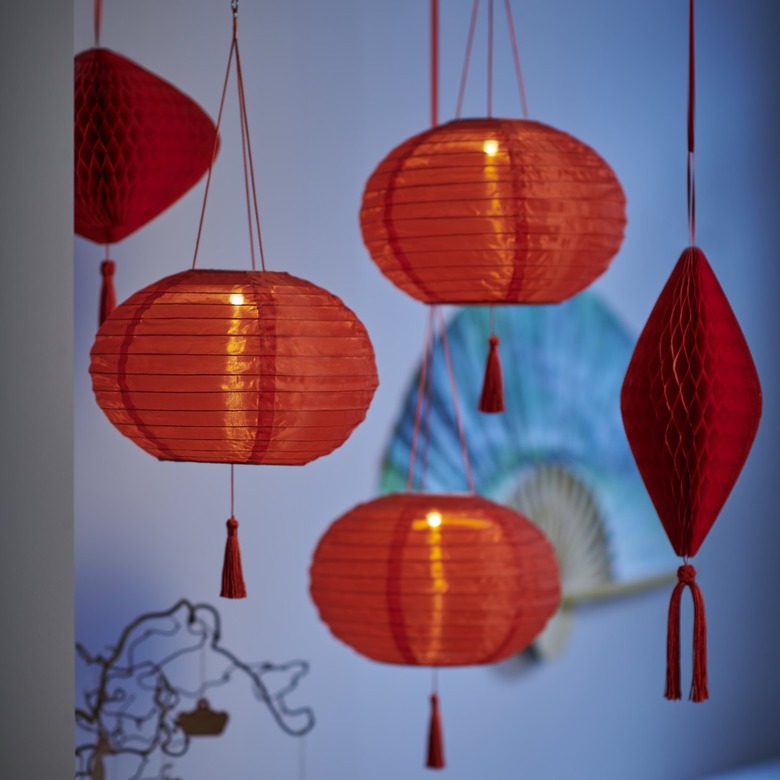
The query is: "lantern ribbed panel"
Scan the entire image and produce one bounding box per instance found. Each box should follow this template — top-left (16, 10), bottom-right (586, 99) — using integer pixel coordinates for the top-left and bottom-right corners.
top-left (310, 493), bottom-right (560, 666)
top-left (360, 118), bottom-right (626, 304)
top-left (621, 247), bottom-right (762, 557)
top-left (90, 269), bottom-right (379, 465)
top-left (75, 48), bottom-right (217, 244)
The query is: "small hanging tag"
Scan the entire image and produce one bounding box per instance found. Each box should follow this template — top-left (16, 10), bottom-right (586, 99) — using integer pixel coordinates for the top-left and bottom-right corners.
top-left (426, 693), bottom-right (445, 769)
top-left (665, 563), bottom-right (708, 702)
top-left (99, 260), bottom-right (116, 326)
top-left (220, 517), bottom-right (247, 599)
top-left (478, 334), bottom-right (505, 413)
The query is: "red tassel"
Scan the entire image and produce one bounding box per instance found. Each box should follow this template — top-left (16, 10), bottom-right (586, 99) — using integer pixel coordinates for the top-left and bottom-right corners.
top-left (665, 564), bottom-right (708, 702)
top-left (426, 693), bottom-right (445, 770)
top-left (478, 334), bottom-right (505, 413)
top-left (220, 517), bottom-right (247, 599)
top-left (99, 260), bottom-right (116, 325)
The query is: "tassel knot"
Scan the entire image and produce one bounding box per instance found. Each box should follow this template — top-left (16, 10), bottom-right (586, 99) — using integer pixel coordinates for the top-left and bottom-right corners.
top-left (220, 516), bottom-right (247, 599)
top-left (677, 563), bottom-right (696, 583)
top-left (665, 561), bottom-right (708, 702)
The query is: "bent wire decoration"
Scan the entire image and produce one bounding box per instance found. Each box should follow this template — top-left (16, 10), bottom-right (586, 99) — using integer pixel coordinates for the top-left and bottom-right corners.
top-left (75, 599), bottom-right (314, 779)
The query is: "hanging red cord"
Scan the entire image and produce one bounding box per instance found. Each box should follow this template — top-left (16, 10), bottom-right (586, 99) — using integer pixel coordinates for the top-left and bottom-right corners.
top-left (687, 0), bottom-right (696, 246)
top-left (430, 0), bottom-right (439, 127)
top-left (503, 0), bottom-right (529, 118)
top-left (193, 0), bottom-right (265, 272)
top-left (94, 0), bottom-right (102, 47)
top-left (487, 0), bottom-right (494, 117)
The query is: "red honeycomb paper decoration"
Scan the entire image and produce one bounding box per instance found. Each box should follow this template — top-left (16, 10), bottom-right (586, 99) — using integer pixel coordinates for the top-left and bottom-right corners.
top-left (360, 117), bottom-right (626, 306)
top-left (75, 48), bottom-right (217, 245)
top-left (90, 269), bottom-right (379, 466)
top-left (621, 246), bottom-right (762, 700)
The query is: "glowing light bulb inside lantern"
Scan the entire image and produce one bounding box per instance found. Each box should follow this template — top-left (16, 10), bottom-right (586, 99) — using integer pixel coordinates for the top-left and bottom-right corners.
top-left (482, 139), bottom-right (499, 156)
top-left (229, 293), bottom-right (244, 306)
top-left (426, 511), bottom-right (443, 529)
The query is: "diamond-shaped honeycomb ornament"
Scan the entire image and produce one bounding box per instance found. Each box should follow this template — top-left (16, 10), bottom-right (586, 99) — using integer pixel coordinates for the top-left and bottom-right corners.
top-left (621, 247), bottom-right (762, 558)
top-left (75, 48), bottom-right (217, 244)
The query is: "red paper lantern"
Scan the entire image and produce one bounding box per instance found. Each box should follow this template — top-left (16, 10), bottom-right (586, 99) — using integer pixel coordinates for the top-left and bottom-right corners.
top-left (360, 117), bottom-right (626, 305)
top-left (310, 492), bottom-right (560, 665)
top-left (90, 269), bottom-right (379, 466)
top-left (75, 48), bottom-right (217, 245)
top-left (621, 247), bottom-right (762, 699)
top-left (311, 491), bottom-right (560, 766)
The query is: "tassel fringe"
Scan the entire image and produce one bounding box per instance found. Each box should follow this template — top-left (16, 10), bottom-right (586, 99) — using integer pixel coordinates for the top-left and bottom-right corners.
top-left (665, 563), bottom-right (708, 702)
top-left (220, 516), bottom-right (247, 599)
top-left (478, 334), bottom-right (505, 414)
top-left (426, 693), bottom-right (445, 769)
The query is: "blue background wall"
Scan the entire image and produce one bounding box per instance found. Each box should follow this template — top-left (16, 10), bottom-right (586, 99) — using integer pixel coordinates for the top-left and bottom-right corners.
top-left (69, 1), bottom-right (779, 778)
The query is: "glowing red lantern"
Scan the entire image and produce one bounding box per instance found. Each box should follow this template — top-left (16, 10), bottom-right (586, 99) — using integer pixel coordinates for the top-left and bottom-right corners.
top-left (361, 0), bottom-right (628, 414)
top-left (75, 44), bottom-right (217, 322)
top-left (310, 492), bottom-right (560, 765)
top-left (87, 4), bottom-right (380, 600)
top-left (90, 269), bottom-right (378, 466)
top-left (360, 118), bottom-right (626, 306)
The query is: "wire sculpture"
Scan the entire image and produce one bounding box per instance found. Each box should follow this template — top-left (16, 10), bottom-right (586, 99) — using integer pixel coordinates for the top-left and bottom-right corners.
top-left (75, 599), bottom-right (315, 779)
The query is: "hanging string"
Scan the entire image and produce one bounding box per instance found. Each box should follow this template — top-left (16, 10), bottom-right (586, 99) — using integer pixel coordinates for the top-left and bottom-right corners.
top-left (192, 34), bottom-right (235, 269)
top-left (454, 0), bottom-right (528, 119)
top-left (236, 42), bottom-right (257, 271)
top-left (230, 463), bottom-right (234, 517)
top-left (94, 0), bottom-right (102, 47)
top-left (430, 0), bottom-right (439, 127)
top-left (192, 0), bottom-right (266, 271)
top-left (503, 0), bottom-right (529, 118)
top-left (436, 308), bottom-right (475, 493)
top-left (407, 309), bottom-right (436, 491)
top-left (487, 0), bottom-right (494, 117)
top-left (419, 347), bottom-right (435, 490)
top-left (455, 0), bottom-right (481, 118)
top-left (235, 29), bottom-right (267, 270)
top-left (687, 0), bottom-right (696, 247)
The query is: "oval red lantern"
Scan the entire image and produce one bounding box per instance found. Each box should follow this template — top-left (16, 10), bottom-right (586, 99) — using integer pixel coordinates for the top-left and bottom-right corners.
top-left (360, 117), bottom-right (626, 305)
top-left (310, 492), bottom-right (561, 665)
top-left (75, 48), bottom-right (217, 246)
top-left (311, 491), bottom-right (560, 767)
top-left (90, 269), bottom-right (379, 466)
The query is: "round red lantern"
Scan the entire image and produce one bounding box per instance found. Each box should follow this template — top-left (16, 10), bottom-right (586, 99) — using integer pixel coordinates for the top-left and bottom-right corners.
top-left (360, 117), bottom-right (626, 305)
top-left (90, 269), bottom-right (379, 466)
top-left (310, 492), bottom-right (560, 665)
top-left (311, 491), bottom-right (560, 767)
